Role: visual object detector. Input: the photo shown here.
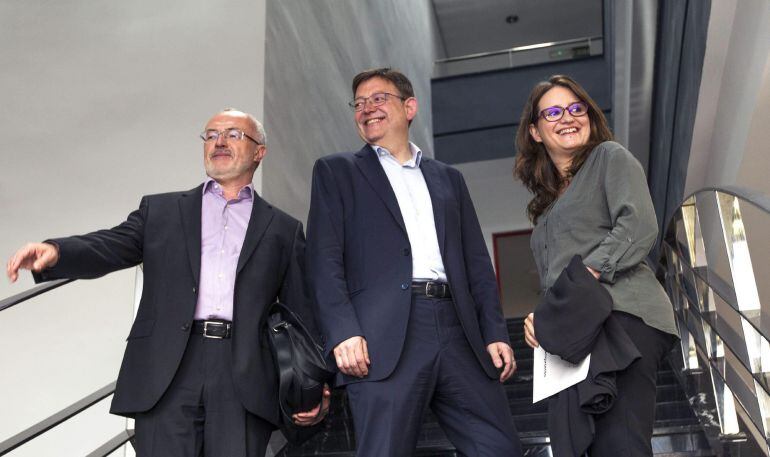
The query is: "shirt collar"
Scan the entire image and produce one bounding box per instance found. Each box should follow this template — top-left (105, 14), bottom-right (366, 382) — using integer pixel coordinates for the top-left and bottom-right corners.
top-left (203, 177), bottom-right (254, 201)
top-left (373, 142), bottom-right (423, 168)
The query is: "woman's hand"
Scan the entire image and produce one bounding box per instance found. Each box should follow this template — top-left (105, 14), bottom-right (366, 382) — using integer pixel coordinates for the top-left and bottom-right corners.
top-left (523, 313), bottom-right (539, 349)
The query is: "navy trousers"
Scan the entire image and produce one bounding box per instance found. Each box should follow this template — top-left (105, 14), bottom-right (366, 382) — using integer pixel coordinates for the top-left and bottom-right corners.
top-left (133, 335), bottom-right (274, 457)
top-left (346, 295), bottom-right (522, 457)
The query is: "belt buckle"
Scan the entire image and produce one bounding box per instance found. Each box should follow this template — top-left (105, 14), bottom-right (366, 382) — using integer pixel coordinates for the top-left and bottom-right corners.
top-left (425, 281), bottom-right (442, 298)
top-left (203, 321), bottom-right (226, 339)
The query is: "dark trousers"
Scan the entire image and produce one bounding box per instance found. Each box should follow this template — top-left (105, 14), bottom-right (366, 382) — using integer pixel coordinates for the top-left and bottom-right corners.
top-left (133, 335), bottom-right (274, 457)
top-left (587, 312), bottom-right (676, 457)
top-left (346, 295), bottom-right (523, 457)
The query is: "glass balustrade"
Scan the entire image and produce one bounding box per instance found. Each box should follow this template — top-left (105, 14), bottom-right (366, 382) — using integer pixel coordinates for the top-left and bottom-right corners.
top-left (663, 188), bottom-right (770, 455)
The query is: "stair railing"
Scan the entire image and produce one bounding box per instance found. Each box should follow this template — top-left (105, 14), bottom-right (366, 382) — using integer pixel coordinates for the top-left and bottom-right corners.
top-left (0, 276), bottom-right (134, 456)
top-left (661, 185), bottom-right (770, 456)
top-left (1, 266), bottom-right (291, 457)
top-left (433, 35), bottom-right (604, 78)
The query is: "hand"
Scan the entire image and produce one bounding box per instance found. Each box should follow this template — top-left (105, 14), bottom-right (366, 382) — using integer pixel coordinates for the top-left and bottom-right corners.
top-left (523, 313), bottom-right (539, 349)
top-left (6, 242), bottom-right (60, 283)
top-left (292, 384), bottom-right (331, 426)
top-left (333, 335), bottom-right (370, 377)
top-left (586, 265), bottom-right (600, 279)
top-left (486, 341), bottom-right (517, 383)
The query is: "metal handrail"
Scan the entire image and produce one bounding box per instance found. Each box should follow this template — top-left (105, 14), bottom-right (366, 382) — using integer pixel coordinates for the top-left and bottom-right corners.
top-left (0, 273), bottom-right (134, 454)
top-left (683, 185), bottom-right (770, 214)
top-left (434, 35), bottom-right (602, 64)
top-left (662, 186), bottom-right (770, 455)
top-left (0, 278), bottom-right (75, 312)
top-left (675, 249), bottom-right (768, 346)
top-left (85, 429), bottom-right (135, 457)
top-left (0, 381), bottom-right (117, 455)
top-left (667, 257), bottom-right (770, 397)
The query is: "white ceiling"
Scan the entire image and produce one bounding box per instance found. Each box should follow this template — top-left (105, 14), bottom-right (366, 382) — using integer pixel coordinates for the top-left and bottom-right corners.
top-left (431, 0), bottom-right (604, 58)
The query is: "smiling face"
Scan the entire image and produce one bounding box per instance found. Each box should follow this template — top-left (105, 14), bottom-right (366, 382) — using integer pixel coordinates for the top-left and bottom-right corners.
top-left (528, 85), bottom-right (591, 163)
top-left (354, 77), bottom-right (417, 148)
top-left (202, 111), bottom-right (265, 187)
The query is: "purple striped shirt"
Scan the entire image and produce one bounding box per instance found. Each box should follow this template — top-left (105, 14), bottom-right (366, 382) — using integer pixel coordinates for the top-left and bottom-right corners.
top-left (193, 178), bottom-right (254, 321)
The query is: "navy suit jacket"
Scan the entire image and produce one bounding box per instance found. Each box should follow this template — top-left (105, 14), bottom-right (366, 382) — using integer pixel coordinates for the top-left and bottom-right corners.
top-left (35, 185), bottom-right (314, 426)
top-left (306, 145), bottom-right (509, 386)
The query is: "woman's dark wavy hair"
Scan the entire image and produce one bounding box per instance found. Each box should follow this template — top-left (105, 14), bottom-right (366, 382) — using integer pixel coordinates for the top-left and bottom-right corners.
top-left (513, 75), bottom-right (613, 224)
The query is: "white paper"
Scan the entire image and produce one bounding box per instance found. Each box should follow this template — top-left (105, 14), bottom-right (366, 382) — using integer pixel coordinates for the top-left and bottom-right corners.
top-left (532, 346), bottom-right (591, 403)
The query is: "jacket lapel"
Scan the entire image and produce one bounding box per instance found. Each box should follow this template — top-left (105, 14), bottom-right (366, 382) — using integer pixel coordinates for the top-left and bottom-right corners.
top-left (236, 191), bottom-right (274, 274)
top-left (178, 185), bottom-right (204, 286)
top-left (354, 145), bottom-right (407, 235)
top-left (420, 158), bottom-right (447, 257)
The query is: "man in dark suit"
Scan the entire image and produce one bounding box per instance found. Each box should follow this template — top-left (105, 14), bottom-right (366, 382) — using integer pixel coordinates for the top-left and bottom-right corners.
top-left (306, 68), bottom-right (522, 456)
top-left (6, 109), bottom-right (328, 457)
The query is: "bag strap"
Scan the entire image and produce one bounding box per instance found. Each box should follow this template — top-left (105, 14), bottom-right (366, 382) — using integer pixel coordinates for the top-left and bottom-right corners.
top-left (270, 302), bottom-right (320, 345)
top-left (268, 313), bottom-right (300, 422)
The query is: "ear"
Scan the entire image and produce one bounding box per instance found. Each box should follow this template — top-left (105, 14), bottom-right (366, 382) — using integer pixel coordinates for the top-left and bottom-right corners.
top-left (529, 123), bottom-right (543, 143)
top-left (254, 144), bottom-right (267, 163)
top-left (404, 97), bottom-right (418, 122)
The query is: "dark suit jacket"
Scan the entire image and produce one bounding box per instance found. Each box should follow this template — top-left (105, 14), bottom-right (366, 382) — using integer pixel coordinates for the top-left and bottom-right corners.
top-left (306, 145), bottom-right (509, 386)
top-left (35, 184), bottom-right (314, 426)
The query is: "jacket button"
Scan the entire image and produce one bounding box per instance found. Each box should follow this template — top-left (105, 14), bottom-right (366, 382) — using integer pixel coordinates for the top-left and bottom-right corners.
top-left (402, 248), bottom-right (410, 256)
top-left (192, 287), bottom-right (197, 294)
top-left (401, 283), bottom-right (409, 290)
top-left (181, 323), bottom-right (190, 331)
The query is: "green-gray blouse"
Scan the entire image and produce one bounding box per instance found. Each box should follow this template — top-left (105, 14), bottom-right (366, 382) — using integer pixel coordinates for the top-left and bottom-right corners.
top-left (530, 141), bottom-right (678, 336)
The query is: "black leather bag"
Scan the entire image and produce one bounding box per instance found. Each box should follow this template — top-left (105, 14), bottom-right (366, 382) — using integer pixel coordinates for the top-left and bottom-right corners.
top-left (265, 300), bottom-right (334, 442)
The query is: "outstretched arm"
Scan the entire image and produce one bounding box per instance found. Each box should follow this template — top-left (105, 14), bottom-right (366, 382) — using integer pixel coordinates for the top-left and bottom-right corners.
top-left (7, 197), bottom-right (147, 283)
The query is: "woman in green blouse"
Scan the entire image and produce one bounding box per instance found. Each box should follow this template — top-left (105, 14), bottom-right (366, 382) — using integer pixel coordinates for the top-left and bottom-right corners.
top-left (514, 74), bottom-right (678, 456)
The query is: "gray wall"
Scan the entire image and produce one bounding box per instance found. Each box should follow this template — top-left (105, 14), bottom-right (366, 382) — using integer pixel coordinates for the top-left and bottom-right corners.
top-left (0, 0), bottom-right (266, 454)
top-left (608, 0), bottom-right (658, 171)
top-left (262, 0), bottom-right (438, 222)
top-left (455, 158), bottom-right (534, 267)
top-left (686, 0), bottom-right (770, 195)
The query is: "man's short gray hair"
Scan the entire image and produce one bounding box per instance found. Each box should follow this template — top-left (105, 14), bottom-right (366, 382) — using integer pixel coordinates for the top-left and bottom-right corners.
top-left (221, 108), bottom-right (266, 145)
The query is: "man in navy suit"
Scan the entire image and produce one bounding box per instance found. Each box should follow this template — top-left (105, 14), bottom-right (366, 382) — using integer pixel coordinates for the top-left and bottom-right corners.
top-left (306, 68), bottom-right (522, 456)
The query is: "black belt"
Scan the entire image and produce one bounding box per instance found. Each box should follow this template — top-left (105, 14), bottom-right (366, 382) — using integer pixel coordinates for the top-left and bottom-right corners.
top-left (411, 281), bottom-right (452, 299)
top-left (192, 319), bottom-right (232, 339)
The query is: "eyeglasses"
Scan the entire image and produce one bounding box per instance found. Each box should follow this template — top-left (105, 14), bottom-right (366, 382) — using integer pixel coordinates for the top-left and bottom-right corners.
top-left (537, 102), bottom-right (589, 122)
top-left (200, 128), bottom-right (262, 144)
top-left (348, 92), bottom-right (406, 112)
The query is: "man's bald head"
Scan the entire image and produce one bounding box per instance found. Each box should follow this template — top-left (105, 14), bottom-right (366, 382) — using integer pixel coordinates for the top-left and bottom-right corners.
top-left (216, 108), bottom-right (266, 145)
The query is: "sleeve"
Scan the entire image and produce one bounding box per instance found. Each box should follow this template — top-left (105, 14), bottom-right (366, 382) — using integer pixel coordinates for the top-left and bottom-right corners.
top-left (305, 159), bottom-right (363, 355)
top-left (278, 220), bottom-right (322, 342)
top-left (457, 172), bottom-right (510, 345)
top-left (34, 197), bottom-right (147, 282)
top-left (582, 146), bottom-right (659, 284)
